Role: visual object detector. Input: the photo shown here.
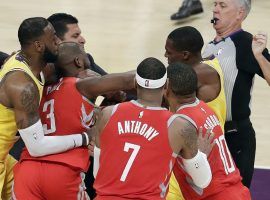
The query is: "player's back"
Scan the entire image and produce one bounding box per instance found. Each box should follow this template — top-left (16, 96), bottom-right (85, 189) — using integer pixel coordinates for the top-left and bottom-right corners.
top-left (20, 77), bottom-right (94, 171)
top-left (94, 100), bottom-right (176, 200)
top-left (174, 98), bottom-right (242, 199)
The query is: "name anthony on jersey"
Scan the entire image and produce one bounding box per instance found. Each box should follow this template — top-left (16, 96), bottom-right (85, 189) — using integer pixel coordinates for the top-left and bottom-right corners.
top-left (117, 120), bottom-right (159, 141)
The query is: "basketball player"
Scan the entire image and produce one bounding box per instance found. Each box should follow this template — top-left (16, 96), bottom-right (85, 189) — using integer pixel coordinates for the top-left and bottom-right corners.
top-left (13, 42), bottom-right (136, 200)
top-left (165, 62), bottom-right (251, 200)
top-left (93, 57), bottom-right (212, 199)
top-left (165, 26), bottom-right (226, 128)
top-left (0, 17), bottom-right (94, 200)
top-left (165, 26), bottom-right (226, 200)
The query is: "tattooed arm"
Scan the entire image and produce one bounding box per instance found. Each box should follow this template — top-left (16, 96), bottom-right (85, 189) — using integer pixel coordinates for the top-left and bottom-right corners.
top-left (4, 71), bottom-right (40, 129)
top-left (2, 71), bottom-right (89, 157)
top-left (168, 116), bottom-right (198, 159)
top-left (168, 116), bottom-right (212, 188)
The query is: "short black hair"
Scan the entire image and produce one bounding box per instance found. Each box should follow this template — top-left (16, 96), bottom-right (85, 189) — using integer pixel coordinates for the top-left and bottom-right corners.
top-left (167, 62), bottom-right (197, 96)
top-left (18, 17), bottom-right (49, 47)
top-left (167, 26), bottom-right (204, 54)
top-left (137, 57), bottom-right (166, 80)
top-left (47, 13), bottom-right (78, 39)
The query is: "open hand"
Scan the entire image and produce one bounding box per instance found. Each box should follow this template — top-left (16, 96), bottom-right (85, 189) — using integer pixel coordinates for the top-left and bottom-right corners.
top-left (252, 32), bottom-right (268, 56)
top-left (197, 127), bottom-right (215, 157)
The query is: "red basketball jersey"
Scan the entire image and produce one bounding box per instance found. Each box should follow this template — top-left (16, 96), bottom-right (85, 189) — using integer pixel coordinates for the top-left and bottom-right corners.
top-left (173, 99), bottom-right (242, 199)
top-left (20, 77), bottom-right (95, 171)
top-left (94, 101), bottom-right (176, 200)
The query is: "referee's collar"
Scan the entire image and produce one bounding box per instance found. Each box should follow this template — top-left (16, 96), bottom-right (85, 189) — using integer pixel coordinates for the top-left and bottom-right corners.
top-left (210, 29), bottom-right (243, 45)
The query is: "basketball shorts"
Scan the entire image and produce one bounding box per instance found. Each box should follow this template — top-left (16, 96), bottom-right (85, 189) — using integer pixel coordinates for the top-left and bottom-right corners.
top-left (13, 160), bottom-right (89, 200)
top-left (0, 154), bottom-right (17, 200)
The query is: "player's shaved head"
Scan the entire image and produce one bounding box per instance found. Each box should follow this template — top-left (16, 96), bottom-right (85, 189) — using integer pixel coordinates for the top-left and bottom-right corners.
top-left (167, 62), bottom-right (197, 96)
top-left (55, 42), bottom-right (90, 78)
top-left (57, 42), bottom-right (85, 65)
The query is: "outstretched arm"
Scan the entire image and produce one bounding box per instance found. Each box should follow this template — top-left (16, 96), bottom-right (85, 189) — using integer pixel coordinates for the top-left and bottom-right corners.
top-left (252, 32), bottom-right (270, 86)
top-left (4, 71), bottom-right (89, 157)
top-left (76, 71), bottom-right (135, 100)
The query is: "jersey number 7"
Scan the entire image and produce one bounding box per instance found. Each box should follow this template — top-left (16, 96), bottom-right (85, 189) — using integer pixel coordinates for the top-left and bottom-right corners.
top-left (120, 142), bottom-right (141, 182)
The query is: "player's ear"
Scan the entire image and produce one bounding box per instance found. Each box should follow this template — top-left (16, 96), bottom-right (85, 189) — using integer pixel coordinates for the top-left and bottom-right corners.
top-left (74, 56), bottom-right (83, 69)
top-left (182, 51), bottom-right (190, 60)
top-left (34, 40), bottom-right (44, 53)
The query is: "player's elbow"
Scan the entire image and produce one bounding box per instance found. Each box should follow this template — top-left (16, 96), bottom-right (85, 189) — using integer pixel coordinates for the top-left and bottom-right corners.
top-left (182, 150), bottom-right (212, 189)
top-left (193, 168), bottom-right (212, 188)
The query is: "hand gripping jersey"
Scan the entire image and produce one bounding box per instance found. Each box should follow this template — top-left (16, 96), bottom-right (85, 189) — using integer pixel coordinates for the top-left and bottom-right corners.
top-left (94, 100), bottom-right (177, 200)
top-left (20, 77), bottom-right (95, 171)
top-left (173, 98), bottom-right (242, 199)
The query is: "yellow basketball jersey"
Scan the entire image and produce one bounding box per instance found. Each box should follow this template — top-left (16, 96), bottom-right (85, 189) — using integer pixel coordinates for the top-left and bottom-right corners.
top-left (0, 53), bottom-right (44, 161)
top-left (203, 58), bottom-right (226, 130)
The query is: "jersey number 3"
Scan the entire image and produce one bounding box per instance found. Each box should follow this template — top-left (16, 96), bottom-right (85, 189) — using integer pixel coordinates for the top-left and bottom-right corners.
top-left (42, 99), bottom-right (56, 135)
top-left (120, 142), bottom-right (141, 182)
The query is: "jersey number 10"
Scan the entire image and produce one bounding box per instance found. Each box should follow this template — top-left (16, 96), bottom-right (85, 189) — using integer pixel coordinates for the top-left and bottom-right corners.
top-left (215, 135), bottom-right (235, 175)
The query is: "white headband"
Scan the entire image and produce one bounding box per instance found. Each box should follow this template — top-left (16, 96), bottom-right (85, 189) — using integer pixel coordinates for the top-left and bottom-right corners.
top-left (135, 72), bottom-right (167, 89)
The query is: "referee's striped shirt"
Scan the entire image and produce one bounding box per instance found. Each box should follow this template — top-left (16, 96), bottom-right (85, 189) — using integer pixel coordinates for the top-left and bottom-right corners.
top-left (203, 30), bottom-right (270, 121)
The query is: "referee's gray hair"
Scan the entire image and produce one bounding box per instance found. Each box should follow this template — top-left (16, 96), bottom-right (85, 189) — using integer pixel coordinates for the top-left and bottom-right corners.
top-left (236, 0), bottom-right (251, 18)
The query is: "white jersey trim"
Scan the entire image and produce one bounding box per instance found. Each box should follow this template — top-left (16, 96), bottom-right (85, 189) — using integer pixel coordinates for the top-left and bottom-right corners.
top-left (176, 98), bottom-right (200, 112)
top-left (131, 100), bottom-right (168, 111)
top-left (167, 114), bottom-right (198, 130)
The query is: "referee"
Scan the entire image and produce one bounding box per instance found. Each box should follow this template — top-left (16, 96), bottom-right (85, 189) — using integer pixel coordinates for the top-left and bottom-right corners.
top-left (203, 0), bottom-right (270, 188)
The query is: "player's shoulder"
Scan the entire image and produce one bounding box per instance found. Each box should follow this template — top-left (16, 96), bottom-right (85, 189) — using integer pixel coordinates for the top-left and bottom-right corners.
top-left (194, 62), bottom-right (219, 83)
top-left (195, 62), bottom-right (217, 74)
top-left (4, 70), bottom-right (36, 89)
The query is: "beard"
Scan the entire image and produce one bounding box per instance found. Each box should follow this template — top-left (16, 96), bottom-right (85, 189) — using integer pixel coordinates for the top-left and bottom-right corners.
top-left (43, 46), bottom-right (58, 63)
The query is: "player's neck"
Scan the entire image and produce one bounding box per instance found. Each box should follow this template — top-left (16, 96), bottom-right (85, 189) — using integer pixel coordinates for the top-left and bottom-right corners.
top-left (20, 50), bottom-right (46, 77)
top-left (174, 96), bottom-right (197, 112)
top-left (136, 98), bottom-right (162, 108)
top-left (187, 54), bottom-right (202, 66)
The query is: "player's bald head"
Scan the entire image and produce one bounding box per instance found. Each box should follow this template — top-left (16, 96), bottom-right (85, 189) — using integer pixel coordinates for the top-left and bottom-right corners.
top-left (55, 42), bottom-right (90, 78)
top-left (57, 42), bottom-right (85, 64)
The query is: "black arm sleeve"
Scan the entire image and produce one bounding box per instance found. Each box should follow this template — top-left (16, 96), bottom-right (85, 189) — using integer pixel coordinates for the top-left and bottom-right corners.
top-left (87, 53), bottom-right (107, 76)
top-left (232, 31), bottom-right (270, 78)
